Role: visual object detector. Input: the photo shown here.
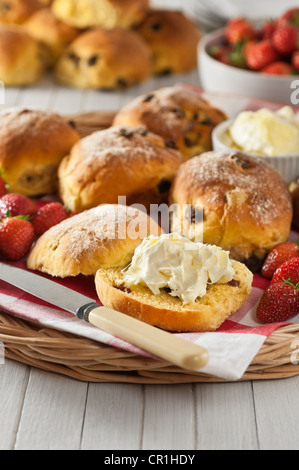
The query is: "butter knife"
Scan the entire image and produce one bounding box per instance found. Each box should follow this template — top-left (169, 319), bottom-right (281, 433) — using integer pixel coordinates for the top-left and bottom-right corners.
top-left (0, 263), bottom-right (209, 371)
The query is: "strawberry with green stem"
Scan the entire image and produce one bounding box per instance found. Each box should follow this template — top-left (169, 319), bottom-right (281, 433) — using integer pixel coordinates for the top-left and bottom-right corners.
top-left (271, 258), bottom-right (299, 286)
top-left (278, 8), bottom-right (299, 29)
top-left (256, 280), bottom-right (299, 324)
top-left (245, 39), bottom-right (280, 71)
top-left (0, 193), bottom-right (37, 219)
top-left (225, 18), bottom-right (257, 45)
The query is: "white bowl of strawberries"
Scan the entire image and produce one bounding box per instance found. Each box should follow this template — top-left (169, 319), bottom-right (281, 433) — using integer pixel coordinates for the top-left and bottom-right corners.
top-left (198, 8), bottom-right (299, 105)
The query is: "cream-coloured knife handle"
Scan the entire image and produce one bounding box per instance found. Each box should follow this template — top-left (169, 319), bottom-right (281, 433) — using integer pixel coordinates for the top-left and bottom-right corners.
top-left (88, 306), bottom-right (209, 371)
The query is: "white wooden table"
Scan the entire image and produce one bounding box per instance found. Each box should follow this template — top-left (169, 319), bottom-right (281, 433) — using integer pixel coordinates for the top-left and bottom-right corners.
top-left (1, 0), bottom-right (299, 452)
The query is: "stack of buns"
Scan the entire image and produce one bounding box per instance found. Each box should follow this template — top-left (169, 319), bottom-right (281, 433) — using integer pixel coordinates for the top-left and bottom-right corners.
top-left (0, 0), bottom-right (201, 88)
top-left (2, 83), bottom-right (296, 332)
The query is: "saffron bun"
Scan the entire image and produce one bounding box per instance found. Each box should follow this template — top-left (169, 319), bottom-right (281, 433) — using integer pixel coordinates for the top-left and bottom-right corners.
top-left (27, 204), bottom-right (163, 278)
top-left (0, 107), bottom-right (80, 196)
top-left (136, 9), bottom-right (200, 75)
top-left (0, 25), bottom-right (49, 86)
top-left (54, 28), bottom-right (152, 90)
top-left (0, 0), bottom-right (43, 25)
top-left (95, 260), bottom-right (253, 332)
top-left (51, 0), bottom-right (150, 29)
top-left (113, 86), bottom-right (227, 159)
top-left (58, 125), bottom-right (185, 213)
top-left (170, 151), bottom-right (293, 272)
top-left (24, 8), bottom-right (80, 64)
top-left (290, 179), bottom-right (299, 230)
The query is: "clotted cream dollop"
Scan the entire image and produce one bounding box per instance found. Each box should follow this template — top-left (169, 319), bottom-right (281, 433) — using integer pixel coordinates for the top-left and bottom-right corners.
top-left (122, 233), bottom-right (235, 304)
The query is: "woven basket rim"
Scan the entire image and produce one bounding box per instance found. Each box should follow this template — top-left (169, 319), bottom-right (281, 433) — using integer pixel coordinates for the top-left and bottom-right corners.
top-left (1, 310), bottom-right (299, 384)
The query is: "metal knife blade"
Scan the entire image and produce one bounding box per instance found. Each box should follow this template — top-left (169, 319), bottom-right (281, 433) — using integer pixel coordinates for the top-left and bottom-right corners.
top-left (0, 262), bottom-right (210, 371)
top-left (0, 262), bottom-right (97, 316)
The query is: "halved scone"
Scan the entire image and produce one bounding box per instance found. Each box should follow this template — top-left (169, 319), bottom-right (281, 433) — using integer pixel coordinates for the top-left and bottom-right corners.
top-left (95, 260), bottom-right (253, 332)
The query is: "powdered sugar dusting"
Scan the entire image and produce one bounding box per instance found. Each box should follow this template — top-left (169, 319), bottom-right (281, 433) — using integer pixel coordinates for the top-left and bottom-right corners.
top-left (0, 107), bottom-right (69, 135)
top-left (43, 204), bottom-right (154, 263)
top-left (79, 125), bottom-right (181, 163)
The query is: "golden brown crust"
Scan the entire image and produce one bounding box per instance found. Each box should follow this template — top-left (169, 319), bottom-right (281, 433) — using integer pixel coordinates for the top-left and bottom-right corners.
top-left (290, 179), bottom-right (299, 230)
top-left (52, 0), bottom-right (150, 29)
top-left (170, 151), bottom-right (293, 269)
top-left (113, 86), bottom-right (227, 159)
top-left (24, 7), bottom-right (80, 64)
top-left (0, 24), bottom-right (48, 85)
top-left (0, 107), bottom-right (80, 196)
top-left (27, 204), bottom-right (163, 277)
top-left (54, 27), bottom-right (153, 90)
top-left (0, 0), bottom-right (43, 25)
top-left (95, 260), bottom-right (253, 332)
top-left (136, 9), bottom-right (200, 75)
top-left (58, 125), bottom-right (185, 213)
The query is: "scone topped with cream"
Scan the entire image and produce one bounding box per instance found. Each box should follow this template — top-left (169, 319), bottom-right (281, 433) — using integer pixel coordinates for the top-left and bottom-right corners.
top-left (95, 233), bottom-right (253, 332)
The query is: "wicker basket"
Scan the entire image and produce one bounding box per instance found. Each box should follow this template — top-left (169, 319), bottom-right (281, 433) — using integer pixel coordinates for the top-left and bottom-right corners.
top-left (1, 311), bottom-right (299, 383)
top-left (1, 111), bottom-right (298, 384)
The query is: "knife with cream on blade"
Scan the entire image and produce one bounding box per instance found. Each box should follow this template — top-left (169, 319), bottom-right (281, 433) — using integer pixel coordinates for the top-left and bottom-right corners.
top-left (0, 262), bottom-right (209, 371)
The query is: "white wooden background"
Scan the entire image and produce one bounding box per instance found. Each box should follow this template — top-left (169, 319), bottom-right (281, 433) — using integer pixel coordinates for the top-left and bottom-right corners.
top-left (1, 0), bottom-right (299, 451)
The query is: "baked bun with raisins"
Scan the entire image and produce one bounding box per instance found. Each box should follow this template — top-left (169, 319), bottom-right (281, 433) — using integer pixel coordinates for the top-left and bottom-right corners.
top-left (24, 7), bottom-right (80, 65)
top-left (0, 107), bottom-right (80, 196)
top-left (0, 0), bottom-right (42, 25)
top-left (170, 151), bottom-right (293, 272)
top-left (113, 86), bottom-right (227, 159)
top-left (54, 28), bottom-right (152, 90)
top-left (27, 204), bottom-right (162, 277)
top-left (136, 9), bottom-right (200, 75)
top-left (58, 125), bottom-right (185, 213)
top-left (0, 24), bottom-right (49, 86)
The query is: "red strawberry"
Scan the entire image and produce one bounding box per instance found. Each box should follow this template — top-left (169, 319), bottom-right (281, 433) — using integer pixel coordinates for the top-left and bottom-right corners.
top-left (278, 8), bottom-right (299, 29)
top-left (271, 258), bottom-right (299, 286)
top-left (261, 242), bottom-right (299, 280)
top-left (225, 18), bottom-right (256, 45)
top-left (0, 176), bottom-right (7, 198)
top-left (0, 193), bottom-right (37, 219)
top-left (292, 50), bottom-right (299, 70)
top-left (262, 20), bottom-right (278, 40)
top-left (210, 45), bottom-right (232, 61)
top-left (261, 61), bottom-right (293, 75)
top-left (273, 26), bottom-right (299, 55)
top-left (32, 202), bottom-right (69, 237)
top-left (0, 216), bottom-right (35, 260)
top-left (256, 281), bottom-right (299, 324)
top-left (245, 40), bottom-right (280, 70)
